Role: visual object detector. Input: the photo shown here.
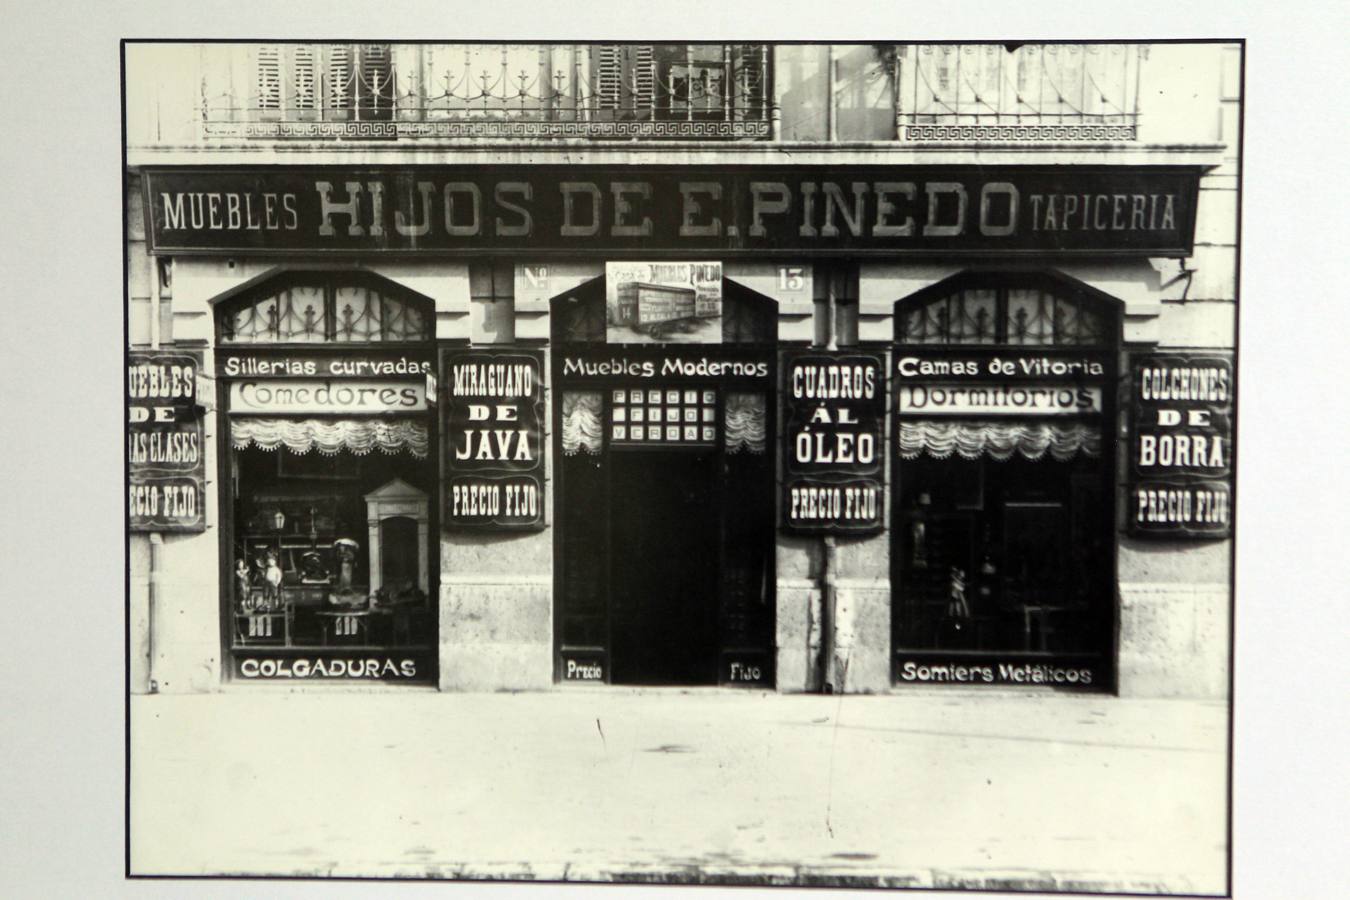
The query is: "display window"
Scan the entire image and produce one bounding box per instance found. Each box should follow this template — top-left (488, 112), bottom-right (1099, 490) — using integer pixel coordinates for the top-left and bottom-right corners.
top-left (215, 272), bottom-right (438, 683)
top-left (891, 272), bottom-right (1120, 689)
top-left (551, 276), bottom-right (777, 687)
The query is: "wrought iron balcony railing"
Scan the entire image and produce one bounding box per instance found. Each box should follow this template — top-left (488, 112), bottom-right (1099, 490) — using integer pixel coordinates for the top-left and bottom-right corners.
top-left (895, 44), bottom-right (1143, 142)
top-left (199, 43), bottom-right (773, 141)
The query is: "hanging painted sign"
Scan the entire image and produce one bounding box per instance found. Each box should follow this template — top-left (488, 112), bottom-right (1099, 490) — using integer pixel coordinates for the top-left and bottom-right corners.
top-left (128, 349), bottom-right (206, 532)
top-left (227, 380), bottom-right (428, 414)
top-left (783, 352), bottom-right (886, 534)
top-left (142, 166), bottom-right (1202, 257)
top-left (1128, 352), bottom-right (1234, 538)
top-left (443, 349), bottom-right (545, 530)
top-left (606, 261), bottom-right (723, 344)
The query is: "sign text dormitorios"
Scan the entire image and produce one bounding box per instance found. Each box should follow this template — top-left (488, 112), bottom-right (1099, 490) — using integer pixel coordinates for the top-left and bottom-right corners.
top-left (783, 352), bottom-right (886, 534)
top-left (128, 350), bottom-right (206, 532)
top-left (443, 349), bottom-right (545, 530)
top-left (143, 166), bottom-right (1202, 257)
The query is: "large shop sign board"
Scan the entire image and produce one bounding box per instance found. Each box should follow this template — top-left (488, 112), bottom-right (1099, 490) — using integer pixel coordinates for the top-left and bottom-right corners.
top-left (1128, 352), bottom-right (1234, 538)
top-left (443, 349), bottom-right (546, 530)
top-left (783, 352), bottom-right (886, 534)
top-left (128, 349), bottom-right (206, 532)
top-left (143, 166), bottom-right (1202, 257)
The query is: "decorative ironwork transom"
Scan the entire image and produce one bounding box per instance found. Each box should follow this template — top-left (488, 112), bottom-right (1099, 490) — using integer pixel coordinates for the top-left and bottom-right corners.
top-left (896, 275), bottom-right (1113, 347)
top-left (219, 274), bottom-right (432, 344)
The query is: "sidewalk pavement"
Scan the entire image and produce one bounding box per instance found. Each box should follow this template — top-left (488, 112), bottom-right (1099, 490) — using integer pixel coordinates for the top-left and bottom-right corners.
top-left (129, 688), bottom-right (1229, 895)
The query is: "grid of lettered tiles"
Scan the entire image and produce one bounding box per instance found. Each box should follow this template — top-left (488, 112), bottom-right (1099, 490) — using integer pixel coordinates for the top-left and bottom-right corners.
top-left (609, 387), bottom-right (717, 447)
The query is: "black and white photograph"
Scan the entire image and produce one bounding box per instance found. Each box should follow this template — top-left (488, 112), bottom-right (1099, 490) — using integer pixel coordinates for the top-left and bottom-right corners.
top-left (119, 35), bottom-right (1240, 892)
top-left (2, 4), bottom-right (1346, 899)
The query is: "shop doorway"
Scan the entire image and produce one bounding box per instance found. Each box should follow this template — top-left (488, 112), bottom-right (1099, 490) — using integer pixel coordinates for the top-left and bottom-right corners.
top-left (609, 451), bottom-right (720, 684)
top-left (551, 275), bottom-right (777, 687)
top-left (890, 271), bottom-right (1121, 690)
top-left (213, 271), bottom-right (439, 684)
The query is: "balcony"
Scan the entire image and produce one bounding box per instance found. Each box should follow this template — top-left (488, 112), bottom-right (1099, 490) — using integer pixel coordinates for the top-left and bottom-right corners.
top-left (198, 43), bottom-right (772, 141)
top-left (894, 44), bottom-right (1143, 142)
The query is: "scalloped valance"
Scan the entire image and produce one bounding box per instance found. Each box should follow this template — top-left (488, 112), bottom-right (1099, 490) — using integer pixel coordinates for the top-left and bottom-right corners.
top-left (230, 418), bottom-right (428, 458)
top-left (898, 421), bottom-right (1100, 462)
top-left (561, 392), bottom-right (603, 455)
top-left (725, 393), bottom-right (767, 454)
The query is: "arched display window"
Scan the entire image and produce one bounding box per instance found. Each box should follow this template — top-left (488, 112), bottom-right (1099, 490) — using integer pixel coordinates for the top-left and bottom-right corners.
top-left (891, 271), bottom-right (1121, 690)
top-left (215, 271), bottom-right (438, 684)
top-left (551, 275), bottom-right (777, 687)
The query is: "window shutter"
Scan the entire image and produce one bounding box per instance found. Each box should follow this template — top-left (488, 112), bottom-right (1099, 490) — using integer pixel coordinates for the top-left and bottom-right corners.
top-left (326, 45), bottom-right (354, 121)
top-left (630, 46), bottom-right (654, 115)
top-left (255, 45), bottom-right (281, 120)
top-left (596, 45), bottom-right (622, 110)
top-left (596, 44), bottom-right (654, 118)
top-left (732, 45), bottom-right (768, 119)
top-left (357, 43), bottom-right (393, 120)
top-left (289, 46), bottom-right (318, 121)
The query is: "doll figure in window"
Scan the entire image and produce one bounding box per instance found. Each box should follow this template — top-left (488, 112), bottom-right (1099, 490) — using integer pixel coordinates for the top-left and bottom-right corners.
top-left (235, 559), bottom-right (253, 611)
top-left (328, 538), bottom-right (365, 608)
top-left (263, 551), bottom-right (283, 610)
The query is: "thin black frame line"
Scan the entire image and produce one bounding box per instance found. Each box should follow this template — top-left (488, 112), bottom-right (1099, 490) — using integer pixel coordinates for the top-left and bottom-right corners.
top-left (120, 37), bottom-right (132, 883)
top-left (1224, 39), bottom-right (1244, 900)
top-left (121, 38), bottom-right (1247, 47)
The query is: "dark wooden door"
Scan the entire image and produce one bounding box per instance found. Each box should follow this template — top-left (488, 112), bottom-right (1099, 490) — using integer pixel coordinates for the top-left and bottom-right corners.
top-left (608, 451), bottom-right (719, 684)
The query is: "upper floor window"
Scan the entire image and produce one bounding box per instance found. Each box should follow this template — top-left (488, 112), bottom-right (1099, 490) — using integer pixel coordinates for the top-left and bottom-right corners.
top-left (896, 274), bottom-right (1115, 347)
top-left (200, 43), bottom-right (771, 140)
top-left (219, 274), bottom-right (432, 344)
top-left (252, 44), bottom-right (393, 122)
top-left (595, 44), bottom-right (769, 122)
top-left (896, 44), bottom-right (1143, 141)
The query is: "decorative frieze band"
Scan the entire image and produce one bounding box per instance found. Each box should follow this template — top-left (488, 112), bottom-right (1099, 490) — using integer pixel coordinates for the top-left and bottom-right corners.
top-left (202, 119), bottom-right (772, 141)
top-left (901, 124), bottom-right (1138, 142)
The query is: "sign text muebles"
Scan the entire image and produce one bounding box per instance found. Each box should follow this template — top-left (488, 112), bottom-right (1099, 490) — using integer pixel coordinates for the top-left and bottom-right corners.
top-left (128, 350), bottom-right (206, 532)
top-left (143, 166), bottom-right (1202, 257)
top-left (443, 349), bottom-right (546, 531)
top-left (783, 352), bottom-right (886, 535)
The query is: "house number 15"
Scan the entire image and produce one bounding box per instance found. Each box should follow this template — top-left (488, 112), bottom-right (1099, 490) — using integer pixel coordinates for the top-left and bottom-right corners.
top-left (777, 266), bottom-right (806, 291)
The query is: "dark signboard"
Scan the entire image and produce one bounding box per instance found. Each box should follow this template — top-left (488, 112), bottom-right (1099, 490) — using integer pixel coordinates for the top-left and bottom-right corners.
top-left (895, 654), bottom-right (1104, 688)
top-left (143, 166), bottom-right (1201, 257)
top-left (894, 347), bottom-right (1113, 383)
top-left (560, 649), bottom-right (606, 683)
top-left (217, 349), bottom-right (433, 379)
top-left (557, 346), bottom-right (774, 386)
top-left (720, 651), bottom-right (773, 688)
top-left (128, 349), bottom-right (206, 532)
top-left (783, 351), bottom-right (886, 534)
top-left (1128, 352), bottom-right (1234, 538)
top-left (233, 649), bottom-right (435, 683)
top-left (443, 349), bottom-right (545, 530)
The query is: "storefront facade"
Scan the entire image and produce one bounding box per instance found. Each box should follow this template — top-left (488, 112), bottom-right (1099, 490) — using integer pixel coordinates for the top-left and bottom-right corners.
top-left (126, 42), bottom-right (1238, 697)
